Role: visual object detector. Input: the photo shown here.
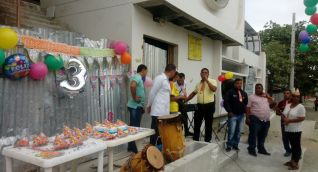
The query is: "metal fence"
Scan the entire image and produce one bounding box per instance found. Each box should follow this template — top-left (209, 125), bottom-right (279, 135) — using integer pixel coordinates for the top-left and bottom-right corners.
top-left (0, 26), bottom-right (129, 171)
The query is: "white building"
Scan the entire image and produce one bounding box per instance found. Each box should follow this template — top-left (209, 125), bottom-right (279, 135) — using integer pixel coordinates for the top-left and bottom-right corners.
top-left (43, 0), bottom-right (266, 117)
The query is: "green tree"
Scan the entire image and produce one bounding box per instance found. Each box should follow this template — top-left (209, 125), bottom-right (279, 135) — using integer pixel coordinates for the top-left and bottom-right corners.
top-left (260, 21), bottom-right (318, 95)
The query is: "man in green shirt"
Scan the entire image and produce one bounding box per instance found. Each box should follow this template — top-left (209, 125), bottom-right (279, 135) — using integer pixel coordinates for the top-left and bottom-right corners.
top-left (127, 64), bottom-right (148, 153)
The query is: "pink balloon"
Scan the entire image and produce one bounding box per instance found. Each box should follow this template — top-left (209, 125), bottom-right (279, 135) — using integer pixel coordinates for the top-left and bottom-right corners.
top-left (114, 41), bottom-right (128, 55)
top-left (144, 76), bottom-right (153, 88)
top-left (29, 62), bottom-right (48, 80)
top-left (311, 13), bottom-right (318, 25)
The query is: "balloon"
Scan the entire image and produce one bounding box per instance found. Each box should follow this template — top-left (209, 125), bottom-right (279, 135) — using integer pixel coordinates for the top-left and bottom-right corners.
top-left (144, 76), bottom-right (153, 88)
top-left (305, 6), bottom-right (317, 15)
top-left (306, 24), bottom-right (317, 34)
top-left (304, 0), bottom-right (318, 7)
top-left (121, 52), bottom-right (132, 64)
top-left (60, 58), bottom-right (87, 95)
top-left (311, 13), bottom-right (318, 25)
top-left (225, 72), bottom-right (234, 80)
top-left (299, 43), bottom-right (310, 53)
top-left (301, 36), bottom-right (311, 44)
top-left (299, 30), bottom-right (309, 41)
top-left (0, 28), bottom-right (18, 49)
top-left (44, 54), bottom-right (64, 71)
top-left (3, 53), bottom-right (31, 80)
top-left (0, 49), bottom-right (5, 66)
top-left (218, 75), bottom-right (226, 82)
top-left (114, 41), bottom-right (128, 55)
top-left (29, 62), bottom-right (48, 80)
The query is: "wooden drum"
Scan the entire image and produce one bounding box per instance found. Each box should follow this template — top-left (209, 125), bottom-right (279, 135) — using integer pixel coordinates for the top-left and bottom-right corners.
top-left (158, 113), bottom-right (186, 162)
top-left (120, 144), bottom-right (164, 172)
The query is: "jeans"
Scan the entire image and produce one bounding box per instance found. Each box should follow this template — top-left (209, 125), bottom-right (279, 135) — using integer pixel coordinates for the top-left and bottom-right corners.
top-left (150, 116), bottom-right (161, 145)
top-left (226, 114), bottom-right (244, 148)
top-left (287, 132), bottom-right (302, 162)
top-left (127, 107), bottom-right (143, 153)
top-left (193, 102), bottom-right (215, 142)
top-left (248, 115), bottom-right (270, 152)
top-left (281, 121), bottom-right (291, 153)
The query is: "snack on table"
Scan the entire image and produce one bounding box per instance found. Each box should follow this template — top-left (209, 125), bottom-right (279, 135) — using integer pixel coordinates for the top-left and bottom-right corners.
top-left (117, 128), bottom-right (128, 138)
top-left (69, 135), bottom-right (83, 147)
top-left (32, 133), bottom-right (48, 147)
top-left (116, 120), bottom-right (127, 126)
top-left (128, 127), bottom-right (138, 135)
top-left (74, 128), bottom-right (87, 141)
top-left (85, 123), bottom-right (93, 135)
top-left (53, 135), bottom-right (69, 150)
top-left (93, 130), bottom-right (102, 139)
top-left (101, 131), bottom-right (116, 140)
top-left (116, 120), bottom-right (128, 131)
top-left (63, 125), bottom-right (72, 138)
top-left (15, 137), bottom-right (29, 147)
top-left (37, 151), bottom-right (63, 159)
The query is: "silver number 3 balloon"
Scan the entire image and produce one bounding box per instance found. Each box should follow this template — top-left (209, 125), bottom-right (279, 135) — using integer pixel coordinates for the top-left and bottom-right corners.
top-left (60, 58), bottom-right (87, 95)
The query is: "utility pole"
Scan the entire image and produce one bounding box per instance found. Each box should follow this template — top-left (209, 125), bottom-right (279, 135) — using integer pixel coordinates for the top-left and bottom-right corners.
top-left (290, 13), bottom-right (296, 91)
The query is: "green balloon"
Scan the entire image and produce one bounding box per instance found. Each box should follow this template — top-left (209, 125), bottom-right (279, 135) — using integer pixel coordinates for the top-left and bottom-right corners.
top-left (306, 24), bottom-right (317, 34)
top-left (44, 54), bottom-right (64, 71)
top-left (305, 6), bottom-right (317, 15)
top-left (304, 0), bottom-right (318, 7)
top-left (299, 44), bottom-right (310, 53)
top-left (0, 49), bottom-right (5, 66)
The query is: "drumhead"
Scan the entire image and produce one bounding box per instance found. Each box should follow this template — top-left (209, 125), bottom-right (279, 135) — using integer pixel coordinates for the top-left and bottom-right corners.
top-left (146, 146), bottom-right (164, 170)
top-left (157, 113), bottom-right (180, 120)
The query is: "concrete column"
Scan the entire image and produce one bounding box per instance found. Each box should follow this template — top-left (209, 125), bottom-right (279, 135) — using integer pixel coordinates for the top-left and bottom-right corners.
top-left (212, 40), bottom-right (223, 117)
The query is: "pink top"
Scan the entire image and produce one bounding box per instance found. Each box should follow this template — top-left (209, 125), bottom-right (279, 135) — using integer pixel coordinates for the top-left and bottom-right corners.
top-left (247, 94), bottom-right (270, 121)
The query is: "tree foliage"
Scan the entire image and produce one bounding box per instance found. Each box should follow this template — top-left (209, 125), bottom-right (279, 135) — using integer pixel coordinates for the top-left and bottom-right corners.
top-left (260, 21), bottom-right (318, 95)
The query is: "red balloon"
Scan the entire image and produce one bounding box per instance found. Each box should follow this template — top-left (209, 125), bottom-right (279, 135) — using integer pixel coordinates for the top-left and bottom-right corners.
top-left (311, 13), bottom-right (318, 25)
top-left (121, 52), bottom-right (131, 64)
top-left (218, 75), bottom-right (225, 82)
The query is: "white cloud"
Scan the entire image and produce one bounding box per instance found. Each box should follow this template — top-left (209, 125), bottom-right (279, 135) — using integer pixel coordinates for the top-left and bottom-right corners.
top-left (246, 0), bottom-right (309, 31)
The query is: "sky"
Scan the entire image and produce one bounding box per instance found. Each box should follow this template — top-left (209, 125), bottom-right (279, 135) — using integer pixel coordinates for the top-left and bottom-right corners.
top-left (245, 0), bottom-right (308, 31)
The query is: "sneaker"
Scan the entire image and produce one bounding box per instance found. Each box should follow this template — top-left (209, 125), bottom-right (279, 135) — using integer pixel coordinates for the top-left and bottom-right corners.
top-left (233, 146), bottom-right (240, 151)
top-left (258, 150), bottom-right (271, 156)
top-left (284, 152), bottom-right (291, 157)
top-left (225, 147), bottom-right (232, 152)
top-left (248, 150), bottom-right (257, 157)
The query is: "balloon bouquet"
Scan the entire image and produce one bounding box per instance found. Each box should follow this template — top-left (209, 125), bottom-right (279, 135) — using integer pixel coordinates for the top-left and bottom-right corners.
top-left (299, 0), bottom-right (318, 53)
top-left (218, 72), bottom-right (235, 108)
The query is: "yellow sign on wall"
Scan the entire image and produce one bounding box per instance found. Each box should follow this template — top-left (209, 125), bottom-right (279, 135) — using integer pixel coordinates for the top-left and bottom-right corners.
top-left (188, 35), bottom-right (202, 61)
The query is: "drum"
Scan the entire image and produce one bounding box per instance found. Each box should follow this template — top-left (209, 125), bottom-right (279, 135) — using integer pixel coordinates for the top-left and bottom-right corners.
top-left (120, 144), bottom-right (164, 172)
top-left (157, 114), bottom-right (185, 162)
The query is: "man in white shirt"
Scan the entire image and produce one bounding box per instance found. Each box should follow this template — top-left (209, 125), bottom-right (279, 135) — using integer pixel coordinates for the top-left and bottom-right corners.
top-left (147, 64), bottom-right (177, 145)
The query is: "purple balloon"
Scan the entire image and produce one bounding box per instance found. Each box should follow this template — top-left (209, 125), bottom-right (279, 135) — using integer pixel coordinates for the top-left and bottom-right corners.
top-left (299, 31), bottom-right (309, 41)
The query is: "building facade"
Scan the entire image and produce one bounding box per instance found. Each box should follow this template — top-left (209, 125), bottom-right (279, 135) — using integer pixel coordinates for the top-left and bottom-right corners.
top-left (43, 0), bottom-right (265, 118)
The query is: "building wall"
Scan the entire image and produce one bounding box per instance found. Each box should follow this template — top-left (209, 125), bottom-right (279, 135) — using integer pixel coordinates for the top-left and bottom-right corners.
top-left (132, 5), bottom-right (223, 116)
top-left (165, 0), bottom-right (245, 44)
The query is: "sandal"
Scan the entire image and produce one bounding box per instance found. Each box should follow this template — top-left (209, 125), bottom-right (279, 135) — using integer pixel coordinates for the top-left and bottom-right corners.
top-left (284, 161), bottom-right (292, 166)
top-left (288, 162), bottom-right (299, 170)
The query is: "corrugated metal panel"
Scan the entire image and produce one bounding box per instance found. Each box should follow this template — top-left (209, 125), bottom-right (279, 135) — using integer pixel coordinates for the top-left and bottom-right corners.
top-left (0, 26), bottom-right (129, 170)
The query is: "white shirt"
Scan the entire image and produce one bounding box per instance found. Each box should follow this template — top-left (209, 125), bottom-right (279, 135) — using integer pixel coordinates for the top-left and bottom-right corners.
top-left (147, 73), bottom-right (171, 116)
top-left (283, 104), bottom-right (306, 132)
top-left (175, 81), bottom-right (186, 96)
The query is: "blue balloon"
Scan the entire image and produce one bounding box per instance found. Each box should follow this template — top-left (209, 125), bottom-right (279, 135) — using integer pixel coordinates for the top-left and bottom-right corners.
top-left (301, 36), bottom-right (311, 44)
top-left (3, 53), bottom-right (31, 80)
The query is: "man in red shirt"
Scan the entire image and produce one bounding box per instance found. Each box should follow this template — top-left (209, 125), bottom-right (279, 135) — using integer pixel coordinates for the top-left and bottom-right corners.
top-left (276, 89), bottom-right (292, 157)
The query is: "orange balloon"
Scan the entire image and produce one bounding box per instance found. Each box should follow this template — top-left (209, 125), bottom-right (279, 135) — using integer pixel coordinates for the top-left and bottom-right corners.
top-left (121, 52), bottom-right (131, 64)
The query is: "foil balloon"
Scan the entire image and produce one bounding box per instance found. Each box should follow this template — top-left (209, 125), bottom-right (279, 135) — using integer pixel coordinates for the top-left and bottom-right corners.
top-left (29, 62), bottom-right (48, 80)
top-left (59, 58), bottom-right (87, 95)
top-left (4, 53), bottom-right (31, 80)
